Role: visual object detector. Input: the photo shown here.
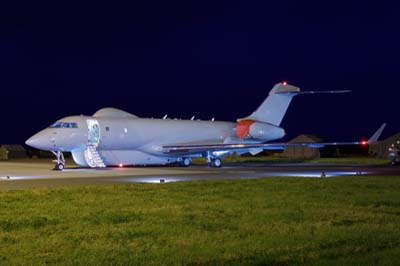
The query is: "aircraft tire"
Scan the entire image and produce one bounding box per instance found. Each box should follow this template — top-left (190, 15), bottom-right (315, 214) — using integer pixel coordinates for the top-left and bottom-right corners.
top-left (180, 158), bottom-right (192, 167)
top-left (211, 158), bottom-right (222, 168)
top-left (54, 163), bottom-right (64, 171)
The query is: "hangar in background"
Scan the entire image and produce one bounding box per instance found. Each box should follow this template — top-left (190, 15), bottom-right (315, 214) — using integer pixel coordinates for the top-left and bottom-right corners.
top-left (282, 135), bottom-right (341, 159)
top-left (282, 135), bottom-right (322, 159)
top-left (369, 133), bottom-right (400, 158)
top-left (0, 144), bottom-right (27, 160)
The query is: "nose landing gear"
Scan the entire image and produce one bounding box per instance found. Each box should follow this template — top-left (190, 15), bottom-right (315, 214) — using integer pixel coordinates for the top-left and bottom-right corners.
top-left (52, 151), bottom-right (65, 171)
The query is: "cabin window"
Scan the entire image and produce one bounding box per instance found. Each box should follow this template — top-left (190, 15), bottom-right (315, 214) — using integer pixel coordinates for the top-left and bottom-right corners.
top-left (49, 122), bottom-right (78, 128)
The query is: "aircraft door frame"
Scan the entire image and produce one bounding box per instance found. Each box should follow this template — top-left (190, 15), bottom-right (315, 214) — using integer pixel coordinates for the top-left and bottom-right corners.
top-left (86, 119), bottom-right (100, 146)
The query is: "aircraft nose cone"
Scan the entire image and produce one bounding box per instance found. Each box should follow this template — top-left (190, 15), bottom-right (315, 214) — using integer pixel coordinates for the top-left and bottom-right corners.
top-left (25, 135), bottom-right (40, 148)
top-left (25, 133), bottom-right (51, 150)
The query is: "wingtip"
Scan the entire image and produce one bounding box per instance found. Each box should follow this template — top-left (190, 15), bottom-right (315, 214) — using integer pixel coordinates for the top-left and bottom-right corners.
top-left (368, 123), bottom-right (387, 144)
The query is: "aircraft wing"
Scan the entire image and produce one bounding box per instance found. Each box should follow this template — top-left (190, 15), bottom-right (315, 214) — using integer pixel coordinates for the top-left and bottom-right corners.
top-left (162, 123), bottom-right (386, 155)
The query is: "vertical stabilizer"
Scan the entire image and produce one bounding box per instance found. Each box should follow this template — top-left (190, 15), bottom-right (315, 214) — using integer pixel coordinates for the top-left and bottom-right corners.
top-left (240, 82), bottom-right (300, 126)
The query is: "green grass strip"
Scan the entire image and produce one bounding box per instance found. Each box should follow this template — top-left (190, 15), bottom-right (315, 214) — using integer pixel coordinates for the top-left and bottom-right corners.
top-left (0, 176), bottom-right (400, 265)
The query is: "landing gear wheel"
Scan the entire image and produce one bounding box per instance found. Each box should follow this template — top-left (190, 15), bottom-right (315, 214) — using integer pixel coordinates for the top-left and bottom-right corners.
top-left (52, 151), bottom-right (66, 171)
top-left (54, 163), bottom-right (65, 171)
top-left (211, 158), bottom-right (222, 168)
top-left (180, 158), bottom-right (192, 167)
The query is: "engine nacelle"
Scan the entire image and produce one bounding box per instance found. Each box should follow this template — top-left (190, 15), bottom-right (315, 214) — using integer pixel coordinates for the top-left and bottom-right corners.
top-left (236, 120), bottom-right (285, 142)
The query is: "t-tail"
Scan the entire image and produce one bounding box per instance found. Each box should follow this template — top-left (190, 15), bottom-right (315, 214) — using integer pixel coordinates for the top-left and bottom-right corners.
top-left (240, 82), bottom-right (351, 126)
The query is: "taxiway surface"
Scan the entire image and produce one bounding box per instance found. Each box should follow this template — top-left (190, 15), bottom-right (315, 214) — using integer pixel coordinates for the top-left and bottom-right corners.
top-left (1, 160), bottom-right (399, 189)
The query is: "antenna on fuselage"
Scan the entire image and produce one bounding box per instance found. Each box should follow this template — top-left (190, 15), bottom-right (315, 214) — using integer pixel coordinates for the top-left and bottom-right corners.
top-left (163, 114), bottom-right (168, 119)
top-left (191, 116), bottom-right (195, 120)
top-left (211, 117), bottom-right (215, 122)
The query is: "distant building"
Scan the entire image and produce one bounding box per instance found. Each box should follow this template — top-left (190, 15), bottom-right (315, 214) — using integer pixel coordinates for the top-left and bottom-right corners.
top-left (282, 134), bottom-right (341, 159)
top-left (27, 149), bottom-right (54, 159)
top-left (0, 146), bottom-right (7, 160)
top-left (369, 133), bottom-right (400, 158)
top-left (0, 144), bottom-right (28, 159)
top-left (282, 135), bottom-right (323, 159)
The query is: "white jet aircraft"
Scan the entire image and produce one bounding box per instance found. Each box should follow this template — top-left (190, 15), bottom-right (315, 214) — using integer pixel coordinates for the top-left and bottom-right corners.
top-left (26, 82), bottom-right (385, 170)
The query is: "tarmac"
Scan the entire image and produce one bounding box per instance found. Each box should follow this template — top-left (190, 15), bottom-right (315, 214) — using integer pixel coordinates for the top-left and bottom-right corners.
top-left (1, 159), bottom-right (399, 190)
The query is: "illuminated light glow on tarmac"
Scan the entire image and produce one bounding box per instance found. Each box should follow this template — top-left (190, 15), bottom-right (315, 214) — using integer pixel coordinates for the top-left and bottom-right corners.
top-left (1, 176), bottom-right (39, 180)
top-left (0, 161), bottom-right (398, 189)
top-left (1, 172), bottom-right (360, 183)
top-left (120, 171), bottom-right (369, 184)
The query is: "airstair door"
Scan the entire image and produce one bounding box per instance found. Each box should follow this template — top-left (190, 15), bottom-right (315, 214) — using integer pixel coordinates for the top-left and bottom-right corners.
top-left (84, 119), bottom-right (106, 168)
top-left (87, 119), bottom-right (100, 146)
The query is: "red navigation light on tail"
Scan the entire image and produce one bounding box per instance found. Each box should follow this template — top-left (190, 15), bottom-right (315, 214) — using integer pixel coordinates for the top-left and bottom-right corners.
top-left (282, 81), bottom-right (288, 86)
top-left (360, 140), bottom-right (368, 146)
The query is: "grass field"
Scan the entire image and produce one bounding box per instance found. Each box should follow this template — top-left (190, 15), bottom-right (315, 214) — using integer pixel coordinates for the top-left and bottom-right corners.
top-left (1, 176), bottom-right (400, 265)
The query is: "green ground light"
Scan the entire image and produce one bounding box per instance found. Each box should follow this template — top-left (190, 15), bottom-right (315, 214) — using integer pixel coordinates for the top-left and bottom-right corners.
top-left (0, 176), bottom-right (399, 265)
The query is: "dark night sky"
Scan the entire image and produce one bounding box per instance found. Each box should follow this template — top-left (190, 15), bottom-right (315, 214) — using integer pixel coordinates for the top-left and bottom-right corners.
top-left (1, 1), bottom-right (399, 144)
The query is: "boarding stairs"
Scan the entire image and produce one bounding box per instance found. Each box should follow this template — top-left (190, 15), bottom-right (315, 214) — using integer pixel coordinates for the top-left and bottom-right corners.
top-left (84, 144), bottom-right (106, 168)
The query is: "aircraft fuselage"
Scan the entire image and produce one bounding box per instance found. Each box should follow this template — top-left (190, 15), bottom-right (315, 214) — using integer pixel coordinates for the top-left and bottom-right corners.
top-left (27, 114), bottom-right (284, 167)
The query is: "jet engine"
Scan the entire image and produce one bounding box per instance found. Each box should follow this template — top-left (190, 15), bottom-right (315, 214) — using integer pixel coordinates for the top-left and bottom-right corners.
top-left (236, 120), bottom-right (285, 142)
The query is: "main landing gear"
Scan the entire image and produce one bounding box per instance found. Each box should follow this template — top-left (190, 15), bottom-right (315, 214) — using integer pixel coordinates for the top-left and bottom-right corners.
top-left (209, 157), bottom-right (222, 168)
top-left (52, 151), bottom-right (65, 171)
top-left (179, 157), bottom-right (192, 167)
top-left (206, 151), bottom-right (222, 168)
top-left (178, 155), bottom-right (222, 168)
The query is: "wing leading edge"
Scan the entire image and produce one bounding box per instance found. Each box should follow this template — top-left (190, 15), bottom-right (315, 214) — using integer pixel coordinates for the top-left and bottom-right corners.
top-left (162, 124), bottom-right (386, 155)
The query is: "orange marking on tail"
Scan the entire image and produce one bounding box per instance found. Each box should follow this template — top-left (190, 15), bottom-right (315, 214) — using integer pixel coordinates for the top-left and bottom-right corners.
top-left (236, 120), bottom-right (255, 138)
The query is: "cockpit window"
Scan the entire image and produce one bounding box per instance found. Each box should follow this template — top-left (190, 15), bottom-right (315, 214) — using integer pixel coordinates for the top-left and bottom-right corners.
top-left (49, 122), bottom-right (78, 128)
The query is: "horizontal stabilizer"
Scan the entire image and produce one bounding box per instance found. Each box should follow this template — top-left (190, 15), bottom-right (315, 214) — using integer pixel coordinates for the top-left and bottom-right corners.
top-left (240, 82), bottom-right (351, 127)
top-left (281, 90), bottom-right (352, 95)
